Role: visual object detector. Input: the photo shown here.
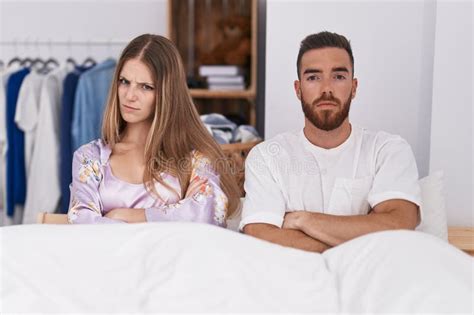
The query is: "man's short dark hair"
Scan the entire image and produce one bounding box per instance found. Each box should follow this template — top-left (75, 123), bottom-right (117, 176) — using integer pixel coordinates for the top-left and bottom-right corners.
top-left (296, 31), bottom-right (354, 79)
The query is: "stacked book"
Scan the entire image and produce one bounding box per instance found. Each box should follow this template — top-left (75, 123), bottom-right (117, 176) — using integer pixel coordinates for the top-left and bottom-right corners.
top-left (199, 65), bottom-right (246, 91)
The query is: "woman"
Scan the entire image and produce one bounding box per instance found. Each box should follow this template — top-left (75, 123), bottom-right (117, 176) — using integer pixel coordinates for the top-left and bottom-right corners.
top-left (68, 34), bottom-right (240, 226)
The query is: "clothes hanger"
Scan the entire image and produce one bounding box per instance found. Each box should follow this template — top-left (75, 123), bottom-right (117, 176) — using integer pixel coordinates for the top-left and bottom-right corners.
top-left (81, 57), bottom-right (97, 68)
top-left (44, 57), bottom-right (59, 68)
top-left (37, 57), bottom-right (59, 74)
top-left (30, 57), bottom-right (45, 72)
top-left (20, 57), bottom-right (35, 67)
top-left (8, 57), bottom-right (24, 67)
top-left (81, 39), bottom-right (97, 68)
top-left (66, 57), bottom-right (78, 67)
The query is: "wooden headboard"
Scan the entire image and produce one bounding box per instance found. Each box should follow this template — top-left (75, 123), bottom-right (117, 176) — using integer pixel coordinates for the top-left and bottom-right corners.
top-left (447, 227), bottom-right (474, 256)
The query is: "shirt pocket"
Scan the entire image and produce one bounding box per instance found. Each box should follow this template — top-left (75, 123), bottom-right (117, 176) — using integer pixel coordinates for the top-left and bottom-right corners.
top-left (350, 176), bottom-right (372, 215)
top-left (328, 176), bottom-right (372, 215)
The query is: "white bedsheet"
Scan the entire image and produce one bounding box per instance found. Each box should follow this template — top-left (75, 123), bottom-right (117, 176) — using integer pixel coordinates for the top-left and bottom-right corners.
top-left (0, 223), bottom-right (472, 313)
top-left (324, 230), bottom-right (473, 313)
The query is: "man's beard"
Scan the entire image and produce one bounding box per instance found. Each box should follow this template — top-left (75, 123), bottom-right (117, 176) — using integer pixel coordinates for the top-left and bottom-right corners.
top-left (301, 91), bottom-right (352, 131)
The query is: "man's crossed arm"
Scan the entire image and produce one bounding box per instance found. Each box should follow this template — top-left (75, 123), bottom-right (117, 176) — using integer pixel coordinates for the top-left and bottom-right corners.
top-left (243, 199), bottom-right (420, 253)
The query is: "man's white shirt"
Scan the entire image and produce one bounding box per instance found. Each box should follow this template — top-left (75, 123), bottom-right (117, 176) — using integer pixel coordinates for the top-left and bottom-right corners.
top-left (239, 125), bottom-right (422, 231)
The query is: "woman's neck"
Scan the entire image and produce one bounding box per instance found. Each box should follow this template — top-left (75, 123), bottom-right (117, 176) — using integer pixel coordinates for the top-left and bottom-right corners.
top-left (121, 121), bottom-right (152, 146)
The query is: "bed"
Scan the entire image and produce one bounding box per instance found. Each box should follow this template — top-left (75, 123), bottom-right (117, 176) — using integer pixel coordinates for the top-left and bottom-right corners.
top-left (1, 222), bottom-right (472, 313)
top-left (2, 142), bottom-right (473, 312)
top-left (4, 203), bottom-right (474, 313)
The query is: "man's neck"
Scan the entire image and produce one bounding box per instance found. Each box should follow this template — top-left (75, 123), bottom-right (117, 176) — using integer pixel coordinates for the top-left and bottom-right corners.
top-left (303, 119), bottom-right (352, 149)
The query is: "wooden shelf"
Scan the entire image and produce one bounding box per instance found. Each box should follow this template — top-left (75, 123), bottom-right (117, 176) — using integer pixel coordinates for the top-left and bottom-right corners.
top-left (168, 0), bottom-right (258, 126)
top-left (190, 89), bottom-right (256, 99)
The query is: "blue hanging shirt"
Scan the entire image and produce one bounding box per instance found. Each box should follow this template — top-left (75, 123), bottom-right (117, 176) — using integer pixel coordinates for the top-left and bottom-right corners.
top-left (71, 59), bottom-right (116, 152)
top-left (5, 68), bottom-right (30, 217)
top-left (59, 65), bottom-right (92, 213)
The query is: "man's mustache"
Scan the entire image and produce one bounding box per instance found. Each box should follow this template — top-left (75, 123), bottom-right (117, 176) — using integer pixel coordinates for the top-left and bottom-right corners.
top-left (312, 93), bottom-right (341, 106)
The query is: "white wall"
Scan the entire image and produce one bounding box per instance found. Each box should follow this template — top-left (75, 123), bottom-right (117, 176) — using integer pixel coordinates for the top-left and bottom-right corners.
top-left (265, 0), bottom-right (436, 177)
top-left (0, 0), bottom-right (168, 63)
top-left (429, 1), bottom-right (473, 226)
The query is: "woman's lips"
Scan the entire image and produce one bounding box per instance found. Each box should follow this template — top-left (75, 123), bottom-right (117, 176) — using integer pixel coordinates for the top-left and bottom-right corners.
top-left (122, 104), bottom-right (139, 110)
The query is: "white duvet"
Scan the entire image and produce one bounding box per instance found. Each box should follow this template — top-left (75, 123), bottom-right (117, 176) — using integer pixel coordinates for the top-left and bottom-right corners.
top-left (0, 223), bottom-right (472, 313)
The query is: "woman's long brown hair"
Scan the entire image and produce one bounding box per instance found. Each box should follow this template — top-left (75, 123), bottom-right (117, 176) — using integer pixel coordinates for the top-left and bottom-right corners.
top-left (102, 34), bottom-right (240, 219)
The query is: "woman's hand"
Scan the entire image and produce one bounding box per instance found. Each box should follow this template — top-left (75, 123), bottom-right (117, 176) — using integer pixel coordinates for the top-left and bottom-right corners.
top-left (103, 177), bottom-right (208, 223)
top-left (104, 208), bottom-right (146, 223)
top-left (185, 176), bottom-right (208, 198)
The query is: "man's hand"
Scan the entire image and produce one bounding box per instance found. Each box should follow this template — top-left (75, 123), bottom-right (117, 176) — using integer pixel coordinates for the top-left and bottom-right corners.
top-left (105, 208), bottom-right (146, 223)
top-left (283, 211), bottom-right (310, 230)
top-left (283, 199), bottom-right (420, 247)
top-left (243, 222), bottom-right (330, 253)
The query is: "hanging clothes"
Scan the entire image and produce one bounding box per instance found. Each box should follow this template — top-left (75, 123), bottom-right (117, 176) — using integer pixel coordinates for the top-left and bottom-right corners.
top-left (15, 72), bottom-right (44, 176)
top-left (0, 70), bottom-right (9, 152)
top-left (59, 65), bottom-right (93, 214)
top-left (0, 69), bottom-right (8, 225)
top-left (0, 70), bottom-right (6, 222)
top-left (5, 68), bottom-right (29, 218)
top-left (71, 58), bottom-right (116, 152)
top-left (0, 65), bottom-right (23, 226)
top-left (22, 66), bottom-right (69, 224)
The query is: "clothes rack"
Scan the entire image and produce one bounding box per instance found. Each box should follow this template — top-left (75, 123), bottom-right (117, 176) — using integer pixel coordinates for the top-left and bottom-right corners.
top-left (0, 40), bottom-right (129, 46)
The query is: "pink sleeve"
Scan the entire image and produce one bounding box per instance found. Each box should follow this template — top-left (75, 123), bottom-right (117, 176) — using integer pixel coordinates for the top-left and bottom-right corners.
top-left (68, 141), bottom-right (124, 224)
top-left (145, 152), bottom-right (228, 227)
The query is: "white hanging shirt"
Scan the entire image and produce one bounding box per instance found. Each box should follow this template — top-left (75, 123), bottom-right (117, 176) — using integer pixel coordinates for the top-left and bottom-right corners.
top-left (239, 125), bottom-right (422, 230)
top-left (15, 71), bottom-right (44, 176)
top-left (22, 67), bottom-right (69, 224)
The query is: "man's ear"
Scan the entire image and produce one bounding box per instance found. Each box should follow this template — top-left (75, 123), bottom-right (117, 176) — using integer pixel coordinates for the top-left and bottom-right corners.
top-left (351, 78), bottom-right (358, 99)
top-left (294, 80), bottom-right (301, 100)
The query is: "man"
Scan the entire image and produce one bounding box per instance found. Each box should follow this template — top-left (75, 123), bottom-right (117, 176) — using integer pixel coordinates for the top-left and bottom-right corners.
top-left (240, 31), bottom-right (421, 252)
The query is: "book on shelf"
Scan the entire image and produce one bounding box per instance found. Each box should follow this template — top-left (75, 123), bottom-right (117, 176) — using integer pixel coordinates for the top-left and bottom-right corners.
top-left (208, 83), bottom-right (246, 91)
top-left (199, 65), bottom-right (242, 77)
top-left (207, 75), bottom-right (245, 84)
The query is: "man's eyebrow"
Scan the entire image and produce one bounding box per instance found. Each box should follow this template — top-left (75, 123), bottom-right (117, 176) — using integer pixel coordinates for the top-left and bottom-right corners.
top-left (303, 67), bottom-right (350, 75)
top-left (303, 68), bottom-right (322, 75)
top-left (332, 67), bottom-right (349, 73)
